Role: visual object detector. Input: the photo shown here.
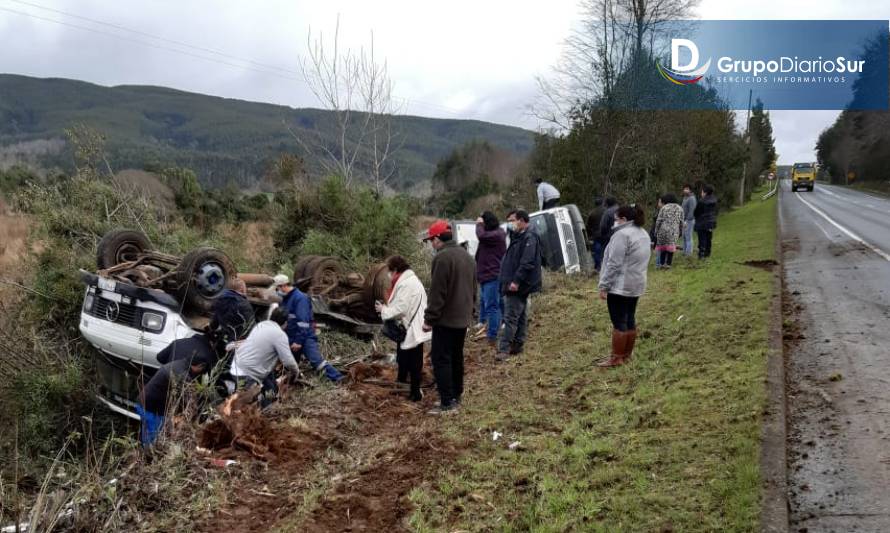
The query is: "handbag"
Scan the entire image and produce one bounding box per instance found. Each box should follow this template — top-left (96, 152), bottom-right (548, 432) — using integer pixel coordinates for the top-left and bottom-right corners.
top-left (381, 297), bottom-right (422, 344)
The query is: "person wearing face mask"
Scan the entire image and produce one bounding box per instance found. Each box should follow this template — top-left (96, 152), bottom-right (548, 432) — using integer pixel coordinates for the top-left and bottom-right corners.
top-left (272, 274), bottom-right (344, 383)
top-left (496, 209), bottom-right (543, 362)
top-left (597, 205), bottom-right (651, 368)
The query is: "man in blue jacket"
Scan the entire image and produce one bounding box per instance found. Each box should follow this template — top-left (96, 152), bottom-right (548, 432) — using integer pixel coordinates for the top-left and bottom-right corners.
top-left (273, 274), bottom-right (344, 382)
top-left (496, 209), bottom-right (542, 361)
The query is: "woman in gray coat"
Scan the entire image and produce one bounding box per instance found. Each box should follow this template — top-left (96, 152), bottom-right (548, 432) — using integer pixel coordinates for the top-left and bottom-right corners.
top-left (597, 205), bottom-right (651, 367)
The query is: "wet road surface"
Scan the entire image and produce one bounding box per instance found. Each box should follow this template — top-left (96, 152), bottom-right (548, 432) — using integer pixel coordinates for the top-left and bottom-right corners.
top-left (781, 181), bottom-right (890, 532)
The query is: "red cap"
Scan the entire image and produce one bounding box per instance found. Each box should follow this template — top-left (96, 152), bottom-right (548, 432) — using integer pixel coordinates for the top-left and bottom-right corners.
top-left (424, 219), bottom-right (451, 241)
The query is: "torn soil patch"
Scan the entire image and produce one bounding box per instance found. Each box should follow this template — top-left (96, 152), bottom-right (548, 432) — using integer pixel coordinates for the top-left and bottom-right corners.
top-left (740, 259), bottom-right (779, 271)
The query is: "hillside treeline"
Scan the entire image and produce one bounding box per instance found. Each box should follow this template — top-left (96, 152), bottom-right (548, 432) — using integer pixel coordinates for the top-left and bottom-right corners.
top-left (816, 34), bottom-right (890, 183)
top-left (0, 74), bottom-right (535, 191)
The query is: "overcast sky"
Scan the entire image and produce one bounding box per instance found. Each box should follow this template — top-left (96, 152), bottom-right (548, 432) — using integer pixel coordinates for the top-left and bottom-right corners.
top-left (1, 0), bottom-right (888, 163)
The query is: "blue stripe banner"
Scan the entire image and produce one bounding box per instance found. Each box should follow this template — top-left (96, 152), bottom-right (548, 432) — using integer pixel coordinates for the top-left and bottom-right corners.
top-left (648, 20), bottom-right (889, 110)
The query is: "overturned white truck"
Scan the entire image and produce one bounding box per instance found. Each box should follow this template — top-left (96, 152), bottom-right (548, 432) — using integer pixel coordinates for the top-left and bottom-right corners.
top-left (79, 230), bottom-right (384, 418)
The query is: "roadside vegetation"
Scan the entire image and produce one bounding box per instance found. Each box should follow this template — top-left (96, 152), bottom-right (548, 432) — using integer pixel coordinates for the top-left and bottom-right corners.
top-left (409, 195), bottom-right (777, 531)
top-left (0, 125), bottom-right (420, 527)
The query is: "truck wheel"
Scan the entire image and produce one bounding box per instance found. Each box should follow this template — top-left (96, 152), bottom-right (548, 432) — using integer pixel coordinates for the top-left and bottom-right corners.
top-left (176, 247), bottom-right (236, 313)
top-left (304, 256), bottom-right (343, 294)
top-left (97, 229), bottom-right (152, 269)
top-left (363, 263), bottom-right (390, 311)
top-left (293, 255), bottom-right (319, 281)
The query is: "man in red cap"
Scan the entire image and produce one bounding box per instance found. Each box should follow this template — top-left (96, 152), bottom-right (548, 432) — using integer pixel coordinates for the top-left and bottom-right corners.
top-left (422, 220), bottom-right (476, 414)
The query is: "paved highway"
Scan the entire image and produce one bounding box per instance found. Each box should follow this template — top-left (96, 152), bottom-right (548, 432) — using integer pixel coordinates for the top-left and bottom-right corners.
top-left (780, 180), bottom-right (890, 532)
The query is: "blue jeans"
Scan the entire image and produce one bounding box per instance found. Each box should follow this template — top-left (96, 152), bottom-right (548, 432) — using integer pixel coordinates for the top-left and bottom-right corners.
top-left (654, 247), bottom-right (662, 267)
top-left (683, 220), bottom-right (695, 256)
top-left (136, 404), bottom-right (165, 446)
top-left (297, 336), bottom-right (343, 382)
top-left (480, 280), bottom-right (501, 340)
top-left (592, 239), bottom-right (605, 271)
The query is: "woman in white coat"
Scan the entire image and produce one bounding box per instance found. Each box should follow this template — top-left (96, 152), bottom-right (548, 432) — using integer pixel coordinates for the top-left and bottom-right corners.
top-left (375, 256), bottom-right (432, 401)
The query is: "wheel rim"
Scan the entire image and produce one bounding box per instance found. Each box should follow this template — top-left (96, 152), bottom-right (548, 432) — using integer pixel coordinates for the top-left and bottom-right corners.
top-left (194, 262), bottom-right (227, 297)
top-left (115, 242), bottom-right (142, 264)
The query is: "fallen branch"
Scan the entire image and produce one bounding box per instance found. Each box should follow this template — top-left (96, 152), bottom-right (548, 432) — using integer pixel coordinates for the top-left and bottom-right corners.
top-left (0, 278), bottom-right (53, 300)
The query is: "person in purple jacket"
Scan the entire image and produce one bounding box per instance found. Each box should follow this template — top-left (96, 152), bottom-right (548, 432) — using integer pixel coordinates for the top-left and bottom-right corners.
top-left (475, 211), bottom-right (507, 347)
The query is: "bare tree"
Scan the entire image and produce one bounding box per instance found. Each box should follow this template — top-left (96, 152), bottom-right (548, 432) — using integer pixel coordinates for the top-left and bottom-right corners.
top-left (530, 0), bottom-right (699, 127)
top-left (295, 17), bottom-right (402, 193)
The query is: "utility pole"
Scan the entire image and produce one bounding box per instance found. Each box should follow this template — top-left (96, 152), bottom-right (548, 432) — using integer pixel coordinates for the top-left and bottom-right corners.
top-left (739, 89), bottom-right (753, 206)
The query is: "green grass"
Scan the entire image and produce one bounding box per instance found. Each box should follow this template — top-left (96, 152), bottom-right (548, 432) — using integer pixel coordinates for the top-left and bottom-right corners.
top-left (410, 195), bottom-right (777, 532)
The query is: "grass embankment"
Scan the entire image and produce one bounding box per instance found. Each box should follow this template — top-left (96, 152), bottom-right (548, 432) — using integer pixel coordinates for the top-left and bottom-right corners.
top-left (410, 196), bottom-right (777, 532)
top-left (847, 180), bottom-right (890, 197)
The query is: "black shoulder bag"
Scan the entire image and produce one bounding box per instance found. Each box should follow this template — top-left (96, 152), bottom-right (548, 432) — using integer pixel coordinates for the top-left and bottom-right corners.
top-left (381, 297), bottom-right (422, 344)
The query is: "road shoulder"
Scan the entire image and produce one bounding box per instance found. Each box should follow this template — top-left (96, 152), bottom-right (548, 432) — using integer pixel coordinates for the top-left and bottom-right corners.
top-left (760, 190), bottom-right (789, 532)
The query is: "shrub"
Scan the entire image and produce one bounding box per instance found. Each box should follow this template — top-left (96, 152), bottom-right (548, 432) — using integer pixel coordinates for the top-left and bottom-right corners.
top-left (273, 175), bottom-right (420, 269)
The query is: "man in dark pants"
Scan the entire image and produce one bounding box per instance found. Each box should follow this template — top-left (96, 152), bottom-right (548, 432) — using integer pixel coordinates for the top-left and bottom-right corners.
top-left (496, 210), bottom-right (543, 361)
top-left (693, 184), bottom-right (719, 259)
top-left (138, 352), bottom-right (210, 446)
top-left (422, 220), bottom-right (477, 414)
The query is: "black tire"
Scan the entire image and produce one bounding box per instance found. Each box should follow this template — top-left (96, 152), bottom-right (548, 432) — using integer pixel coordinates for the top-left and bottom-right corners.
top-left (96, 229), bottom-right (152, 269)
top-left (293, 255), bottom-right (320, 281)
top-left (175, 247), bottom-right (237, 313)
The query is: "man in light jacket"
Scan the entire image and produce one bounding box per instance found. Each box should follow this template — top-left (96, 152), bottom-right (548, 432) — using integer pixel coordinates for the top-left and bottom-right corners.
top-left (229, 306), bottom-right (301, 407)
top-left (535, 178), bottom-right (561, 210)
top-left (681, 184), bottom-right (697, 257)
top-left (376, 256), bottom-right (431, 402)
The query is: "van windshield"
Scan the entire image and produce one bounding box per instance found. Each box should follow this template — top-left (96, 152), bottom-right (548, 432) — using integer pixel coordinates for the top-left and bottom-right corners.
top-left (794, 164), bottom-right (814, 171)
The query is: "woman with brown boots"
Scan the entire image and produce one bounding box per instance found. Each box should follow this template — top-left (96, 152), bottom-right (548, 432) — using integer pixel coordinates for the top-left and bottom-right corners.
top-left (596, 204), bottom-right (651, 367)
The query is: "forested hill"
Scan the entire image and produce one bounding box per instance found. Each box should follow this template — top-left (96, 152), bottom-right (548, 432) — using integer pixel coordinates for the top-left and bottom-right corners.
top-left (0, 74), bottom-right (535, 190)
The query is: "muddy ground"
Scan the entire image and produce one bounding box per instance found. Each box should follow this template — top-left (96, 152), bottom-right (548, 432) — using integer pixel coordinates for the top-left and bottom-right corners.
top-left (185, 346), bottom-right (492, 532)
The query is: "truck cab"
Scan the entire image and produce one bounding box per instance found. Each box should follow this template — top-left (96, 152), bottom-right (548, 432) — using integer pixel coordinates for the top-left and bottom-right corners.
top-left (791, 162), bottom-right (816, 192)
top-left (452, 204), bottom-right (594, 275)
top-left (79, 271), bottom-right (198, 418)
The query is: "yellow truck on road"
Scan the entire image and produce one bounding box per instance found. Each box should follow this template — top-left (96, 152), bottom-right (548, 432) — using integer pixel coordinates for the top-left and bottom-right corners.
top-left (791, 162), bottom-right (816, 192)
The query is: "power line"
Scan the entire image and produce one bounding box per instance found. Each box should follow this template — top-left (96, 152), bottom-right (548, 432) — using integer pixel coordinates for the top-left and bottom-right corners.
top-left (6, 0), bottom-right (303, 76)
top-left (0, 1), bottom-right (483, 120)
top-left (0, 5), bottom-right (303, 82)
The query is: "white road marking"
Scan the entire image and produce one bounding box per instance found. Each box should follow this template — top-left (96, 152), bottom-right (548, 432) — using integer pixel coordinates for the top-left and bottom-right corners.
top-left (795, 192), bottom-right (890, 262)
top-left (807, 209), bottom-right (837, 241)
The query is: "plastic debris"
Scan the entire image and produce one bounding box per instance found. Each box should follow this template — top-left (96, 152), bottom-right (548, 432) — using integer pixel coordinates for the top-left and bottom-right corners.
top-left (508, 441), bottom-right (522, 450)
top-left (210, 458), bottom-right (238, 468)
top-left (492, 431), bottom-right (503, 441)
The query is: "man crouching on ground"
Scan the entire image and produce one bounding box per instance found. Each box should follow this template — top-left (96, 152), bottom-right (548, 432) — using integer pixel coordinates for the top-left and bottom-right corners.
top-left (422, 220), bottom-right (477, 414)
top-left (229, 306), bottom-right (301, 407)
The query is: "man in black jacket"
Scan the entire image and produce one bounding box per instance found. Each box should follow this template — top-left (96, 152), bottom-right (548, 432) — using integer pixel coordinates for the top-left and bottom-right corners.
top-left (496, 210), bottom-right (543, 361)
top-left (422, 220), bottom-right (477, 414)
top-left (693, 184), bottom-right (719, 259)
top-left (209, 277), bottom-right (255, 363)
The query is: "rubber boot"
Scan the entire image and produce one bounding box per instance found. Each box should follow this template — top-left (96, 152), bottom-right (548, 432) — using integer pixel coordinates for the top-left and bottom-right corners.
top-left (624, 329), bottom-right (637, 363)
top-left (597, 329), bottom-right (627, 367)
